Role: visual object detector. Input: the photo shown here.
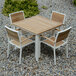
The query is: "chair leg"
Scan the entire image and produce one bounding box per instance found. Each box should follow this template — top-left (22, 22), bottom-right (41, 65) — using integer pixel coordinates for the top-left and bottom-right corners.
top-left (53, 48), bottom-right (56, 65)
top-left (7, 42), bottom-right (10, 58)
top-left (66, 44), bottom-right (68, 58)
top-left (19, 48), bottom-right (22, 64)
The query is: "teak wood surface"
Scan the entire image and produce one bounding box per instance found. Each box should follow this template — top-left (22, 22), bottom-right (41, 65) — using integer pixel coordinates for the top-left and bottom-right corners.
top-left (12, 15), bottom-right (63, 34)
top-left (11, 12), bottom-right (24, 23)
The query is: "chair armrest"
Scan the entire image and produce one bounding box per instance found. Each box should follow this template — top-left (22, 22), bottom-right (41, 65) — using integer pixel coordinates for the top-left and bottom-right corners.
top-left (16, 28), bottom-right (21, 31)
top-left (21, 35), bottom-right (35, 43)
top-left (40, 35), bottom-right (54, 42)
top-left (27, 35), bottom-right (35, 39)
top-left (55, 28), bottom-right (61, 31)
top-left (21, 38), bottom-right (29, 43)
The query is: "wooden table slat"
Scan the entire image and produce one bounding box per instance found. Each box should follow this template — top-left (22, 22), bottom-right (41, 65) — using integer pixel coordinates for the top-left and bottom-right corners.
top-left (13, 15), bottom-right (63, 34)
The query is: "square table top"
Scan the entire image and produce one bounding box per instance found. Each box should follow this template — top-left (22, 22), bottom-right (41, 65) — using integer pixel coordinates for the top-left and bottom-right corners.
top-left (12, 15), bottom-right (63, 34)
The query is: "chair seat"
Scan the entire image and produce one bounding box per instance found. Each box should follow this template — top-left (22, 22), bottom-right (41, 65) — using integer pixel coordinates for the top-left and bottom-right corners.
top-left (10, 36), bottom-right (32, 47)
top-left (43, 36), bottom-right (64, 47)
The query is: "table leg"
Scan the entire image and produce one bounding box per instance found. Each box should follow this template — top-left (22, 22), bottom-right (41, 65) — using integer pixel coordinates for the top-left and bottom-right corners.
top-left (35, 35), bottom-right (40, 61)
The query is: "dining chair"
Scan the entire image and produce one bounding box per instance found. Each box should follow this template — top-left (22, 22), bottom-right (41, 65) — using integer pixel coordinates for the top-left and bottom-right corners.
top-left (5, 26), bottom-right (34, 64)
top-left (51, 11), bottom-right (65, 24)
top-left (41, 27), bottom-right (72, 65)
top-left (9, 11), bottom-right (25, 31)
top-left (51, 11), bottom-right (66, 36)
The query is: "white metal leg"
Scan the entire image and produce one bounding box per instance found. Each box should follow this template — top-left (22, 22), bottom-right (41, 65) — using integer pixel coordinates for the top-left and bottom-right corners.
top-left (53, 48), bottom-right (56, 65)
top-left (19, 48), bottom-right (22, 64)
top-left (35, 35), bottom-right (40, 61)
top-left (66, 44), bottom-right (68, 58)
top-left (7, 42), bottom-right (10, 58)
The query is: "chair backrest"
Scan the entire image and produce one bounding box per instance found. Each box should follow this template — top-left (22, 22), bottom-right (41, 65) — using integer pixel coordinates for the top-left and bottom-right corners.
top-left (9, 11), bottom-right (25, 24)
top-left (51, 11), bottom-right (65, 24)
top-left (5, 26), bottom-right (20, 42)
top-left (56, 27), bottom-right (72, 43)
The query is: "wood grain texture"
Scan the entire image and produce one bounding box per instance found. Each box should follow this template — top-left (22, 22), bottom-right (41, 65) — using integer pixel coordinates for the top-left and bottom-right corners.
top-left (6, 27), bottom-right (32, 47)
top-left (6, 28), bottom-right (19, 41)
top-left (56, 29), bottom-right (71, 42)
top-left (11, 36), bottom-right (32, 47)
top-left (52, 12), bottom-right (64, 23)
top-left (13, 15), bottom-right (63, 34)
top-left (43, 36), bottom-right (64, 46)
top-left (11, 12), bottom-right (24, 23)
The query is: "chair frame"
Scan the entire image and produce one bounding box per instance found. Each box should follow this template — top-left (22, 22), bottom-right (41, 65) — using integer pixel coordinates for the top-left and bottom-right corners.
top-left (50, 11), bottom-right (66, 36)
top-left (9, 11), bottom-right (25, 24)
top-left (9, 11), bottom-right (25, 35)
top-left (5, 26), bottom-right (34, 64)
top-left (51, 11), bottom-right (66, 24)
top-left (41, 27), bottom-right (71, 65)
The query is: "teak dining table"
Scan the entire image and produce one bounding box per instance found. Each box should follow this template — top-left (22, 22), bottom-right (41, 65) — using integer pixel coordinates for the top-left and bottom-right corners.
top-left (12, 15), bottom-right (63, 61)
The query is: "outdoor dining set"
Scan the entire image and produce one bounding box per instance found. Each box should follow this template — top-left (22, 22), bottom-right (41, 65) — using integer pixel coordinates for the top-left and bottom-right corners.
top-left (5, 11), bottom-right (72, 65)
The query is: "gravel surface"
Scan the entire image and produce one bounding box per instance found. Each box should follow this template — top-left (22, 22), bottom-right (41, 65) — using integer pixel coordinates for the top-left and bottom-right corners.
top-left (0, 0), bottom-right (76, 76)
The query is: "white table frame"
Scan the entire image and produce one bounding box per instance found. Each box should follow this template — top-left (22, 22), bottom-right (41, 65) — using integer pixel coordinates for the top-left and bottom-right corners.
top-left (35, 35), bottom-right (41, 61)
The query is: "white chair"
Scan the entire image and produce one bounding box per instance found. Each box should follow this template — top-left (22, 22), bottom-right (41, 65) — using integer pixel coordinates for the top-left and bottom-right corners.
top-left (41, 27), bottom-right (72, 65)
top-left (51, 11), bottom-right (66, 35)
top-left (5, 26), bottom-right (34, 64)
top-left (51, 11), bottom-right (65, 24)
top-left (9, 11), bottom-right (25, 30)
